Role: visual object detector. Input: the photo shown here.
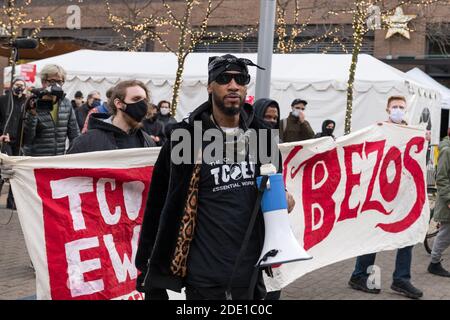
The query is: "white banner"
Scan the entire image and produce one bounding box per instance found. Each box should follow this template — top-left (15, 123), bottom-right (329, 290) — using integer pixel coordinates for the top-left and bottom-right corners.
top-left (265, 123), bottom-right (429, 291)
top-left (1, 148), bottom-right (160, 300)
top-left (3, 123), bottom-right (429, 298)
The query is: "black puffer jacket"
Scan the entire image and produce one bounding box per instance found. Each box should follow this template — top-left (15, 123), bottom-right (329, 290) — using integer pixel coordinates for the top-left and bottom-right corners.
top-left (22, 97), bottom-right (80, 156)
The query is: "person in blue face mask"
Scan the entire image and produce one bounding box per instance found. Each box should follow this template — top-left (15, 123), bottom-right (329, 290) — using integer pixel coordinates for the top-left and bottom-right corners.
top-left (80, 88), bottom-right (114, 133)
top-left (68, 80), bottom-right (156, 154)
top-left (77, 90), bottom-right (101, 130)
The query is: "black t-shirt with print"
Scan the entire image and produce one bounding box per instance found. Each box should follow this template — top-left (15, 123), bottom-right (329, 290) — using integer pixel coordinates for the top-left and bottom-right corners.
top-left (185, 156), bottom-right (264, 288)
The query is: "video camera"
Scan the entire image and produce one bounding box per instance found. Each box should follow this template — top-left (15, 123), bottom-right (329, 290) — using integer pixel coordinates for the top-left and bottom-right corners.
top-left (29, 85), bottom-right (65, 112)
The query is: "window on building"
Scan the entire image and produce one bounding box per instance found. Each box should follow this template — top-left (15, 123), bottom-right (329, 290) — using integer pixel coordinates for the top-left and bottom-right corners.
top-left (22, 27), bottom-right (154, 52)
top-left (194, 24), bottom-right (374, 55)
top-left (426, 23), bottom-right (450, 84)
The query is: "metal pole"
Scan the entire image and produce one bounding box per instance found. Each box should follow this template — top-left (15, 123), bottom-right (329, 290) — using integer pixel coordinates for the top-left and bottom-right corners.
top-left (255, 0), bottom-right (276, 100)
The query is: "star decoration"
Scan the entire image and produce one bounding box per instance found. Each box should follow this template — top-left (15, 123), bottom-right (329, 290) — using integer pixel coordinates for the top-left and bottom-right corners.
top-left (385, 7), bottom-right (416, 39)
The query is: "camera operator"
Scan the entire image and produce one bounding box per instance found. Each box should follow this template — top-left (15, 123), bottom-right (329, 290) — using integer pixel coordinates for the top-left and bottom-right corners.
top-left (22, 64), bottom-right (80, 156)
top-left (0, 77), bottom-right (27, 156)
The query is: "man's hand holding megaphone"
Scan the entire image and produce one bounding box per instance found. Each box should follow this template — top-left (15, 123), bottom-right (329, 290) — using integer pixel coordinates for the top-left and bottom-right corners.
top-left (286, 192), bottom-right (295, 213)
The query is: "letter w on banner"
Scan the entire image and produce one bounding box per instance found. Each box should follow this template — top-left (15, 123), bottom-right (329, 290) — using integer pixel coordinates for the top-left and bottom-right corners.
top-left (1, 148), bottom-right (160, 300)
top-left (264, 123), bottom-right (429, 291)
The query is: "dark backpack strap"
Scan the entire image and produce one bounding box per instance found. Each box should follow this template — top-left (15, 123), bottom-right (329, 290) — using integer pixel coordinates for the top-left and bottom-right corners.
top-left (225, 175), bottom-right (269, 300)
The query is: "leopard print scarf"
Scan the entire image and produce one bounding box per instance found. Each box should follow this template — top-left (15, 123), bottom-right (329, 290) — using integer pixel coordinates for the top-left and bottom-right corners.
top-left (170, 163), bottom-right (201, 277)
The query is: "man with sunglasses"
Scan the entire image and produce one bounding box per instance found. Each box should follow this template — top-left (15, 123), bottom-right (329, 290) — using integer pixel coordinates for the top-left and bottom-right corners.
top-left (136, 54), bottom-right (294, 300)
top-left (22, 64), bottom-right (80, 156)
top-left (280, 98), bottom-right (315, 143)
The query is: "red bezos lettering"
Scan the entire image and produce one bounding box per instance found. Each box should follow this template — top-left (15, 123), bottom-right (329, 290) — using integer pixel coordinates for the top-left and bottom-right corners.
top-left (290, 148), bottom-right (341, 250)
top-left (376, 137), bottom-right (426, 233)
top-left (379, 146), bottom-right (402, 203)
top-left (361, 140), bottom-right (391, 215)
top-left (338, 143), bottom-right (364, 222)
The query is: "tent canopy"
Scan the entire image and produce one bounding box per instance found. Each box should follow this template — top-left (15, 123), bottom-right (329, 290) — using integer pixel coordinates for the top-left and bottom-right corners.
top-left (3, 50), bottom-right (442, 142)
top-left (406, 67), bottom-right (450, 110)
top-left (4, 50), bottom-right (438, 93)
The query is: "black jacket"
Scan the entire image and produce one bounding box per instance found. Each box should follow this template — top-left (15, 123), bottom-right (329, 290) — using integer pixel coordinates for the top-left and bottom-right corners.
top-left (67, 113), bottom-right (156, 154)
top-left (142, 117), bottom-right (166, 147)
top-left (22, 97), bottom-right (80, 156)
top-left (0, 93), bottom-right (26, 146)
top-left (314, 119), bottom-right (336, 139)
top-left (157, 113), bottom-right (177, 137)
top-left (76, 103), bottom-right (93, 130)
top-left (253, 98), bottom-right (280, 130)
top-left (135, 101), bottom-right (279, 298)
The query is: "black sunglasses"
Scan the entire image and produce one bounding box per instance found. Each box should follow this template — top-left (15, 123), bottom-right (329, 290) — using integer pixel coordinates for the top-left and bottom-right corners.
top-left (215, 73), bottom-right (250, 86)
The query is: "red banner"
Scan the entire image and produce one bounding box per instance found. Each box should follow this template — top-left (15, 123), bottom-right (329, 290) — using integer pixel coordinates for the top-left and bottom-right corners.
top-left (35, 167), bottom-right (153, 300)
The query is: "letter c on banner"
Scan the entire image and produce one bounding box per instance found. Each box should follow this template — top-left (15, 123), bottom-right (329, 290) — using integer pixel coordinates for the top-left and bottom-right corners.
top-left (123, 181), bottom-right (145, 221)
top-left (97, 178), bottom-right (121, 225)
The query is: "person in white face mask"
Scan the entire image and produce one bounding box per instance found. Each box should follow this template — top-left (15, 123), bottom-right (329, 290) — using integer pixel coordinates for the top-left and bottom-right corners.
top-left (349, 95), bottom-right (424, 300)
top-left (157, 100), bottom-right (177, 137)
top-left (386, 96), bottom-right (408, 125)
top-left (280, 98), bottom-right (315, 143)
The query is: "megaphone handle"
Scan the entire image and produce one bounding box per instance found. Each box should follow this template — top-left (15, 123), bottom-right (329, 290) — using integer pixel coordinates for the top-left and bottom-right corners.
top-left (225, 175), bottom-right (269, 300)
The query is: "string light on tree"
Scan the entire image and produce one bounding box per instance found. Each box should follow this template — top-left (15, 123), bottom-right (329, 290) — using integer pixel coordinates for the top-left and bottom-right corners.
top-left (0, 0), bottom-right (54, 66)
top-left (106, 0), bottom-right (256, 115)
top-left (275, 0), bottom-right (348, 54)
top-left (340, 0), bottom-right (442, 135)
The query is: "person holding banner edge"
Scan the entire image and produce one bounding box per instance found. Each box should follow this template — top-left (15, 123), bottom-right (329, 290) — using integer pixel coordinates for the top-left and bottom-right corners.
top-left (427, 128), bottom-right (450, 278)
top-left (348, 95), bottom-right (423, 299)
top-left (135, 54), bottom-right (295, 300)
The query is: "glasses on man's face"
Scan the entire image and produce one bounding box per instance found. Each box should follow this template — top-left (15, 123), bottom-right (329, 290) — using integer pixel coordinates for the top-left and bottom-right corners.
top-left (215, 73), bottom-right (250, 86)
top-left (391, 105), bottom-right (406, 110)
top-left (293, 106), bottom-right (306, 111)
top-left (46, 79), bottom-right (64, 86)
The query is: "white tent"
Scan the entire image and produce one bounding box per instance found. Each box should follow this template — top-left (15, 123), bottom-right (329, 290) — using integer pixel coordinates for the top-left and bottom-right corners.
top-left (4, 50), bottom-right (442, 142)
top-left (406, 67), bottom-right (450, 110)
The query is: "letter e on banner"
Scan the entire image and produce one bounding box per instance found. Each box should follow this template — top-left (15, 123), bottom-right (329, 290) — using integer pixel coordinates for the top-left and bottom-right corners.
top-left (35, 167), bottom-right (153, 300)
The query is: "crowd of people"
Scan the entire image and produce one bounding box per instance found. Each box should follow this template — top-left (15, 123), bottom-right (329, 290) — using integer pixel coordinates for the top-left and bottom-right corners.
top-left (0, 53), bottom-right (448, 301)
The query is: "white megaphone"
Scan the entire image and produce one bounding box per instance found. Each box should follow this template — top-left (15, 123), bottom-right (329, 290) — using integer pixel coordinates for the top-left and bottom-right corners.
top-left (256, 164), bottom-right (312, 268)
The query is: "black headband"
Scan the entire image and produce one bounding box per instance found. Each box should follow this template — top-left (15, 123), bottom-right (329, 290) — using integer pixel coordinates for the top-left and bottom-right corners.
top-left (208, 55), bottom-right (265, 84)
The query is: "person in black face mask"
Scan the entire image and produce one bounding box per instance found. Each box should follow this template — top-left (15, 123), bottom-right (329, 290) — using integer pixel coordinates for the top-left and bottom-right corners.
top-left (0, 77), bottom-right (27, 156)
top-left (314, 119), bottom-right (336, 139)
top-left (67, 80), bottom-right (156, 154)
top-left (0, 77), bottom-right (27, 208)
top-left (253, 98), bottom-right (282, 142)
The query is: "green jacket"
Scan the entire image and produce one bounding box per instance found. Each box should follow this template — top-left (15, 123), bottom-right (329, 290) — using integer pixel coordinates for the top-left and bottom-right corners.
top-left (281, 114), bottom-right (315, 143)
top-left (434, 136), bottom-right (450, 222)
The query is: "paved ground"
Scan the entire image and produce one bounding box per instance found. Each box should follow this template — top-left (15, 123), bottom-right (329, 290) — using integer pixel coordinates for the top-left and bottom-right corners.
top-left (1, 182), bottom-right (450, 300)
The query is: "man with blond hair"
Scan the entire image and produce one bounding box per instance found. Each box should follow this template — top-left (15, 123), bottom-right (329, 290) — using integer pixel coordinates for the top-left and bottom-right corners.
top-left (22, 64), bottom-right (79, 156)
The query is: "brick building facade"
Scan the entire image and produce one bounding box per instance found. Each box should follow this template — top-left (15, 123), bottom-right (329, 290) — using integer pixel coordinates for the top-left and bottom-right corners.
top-left (0, 0), bottom-right (449, 89)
